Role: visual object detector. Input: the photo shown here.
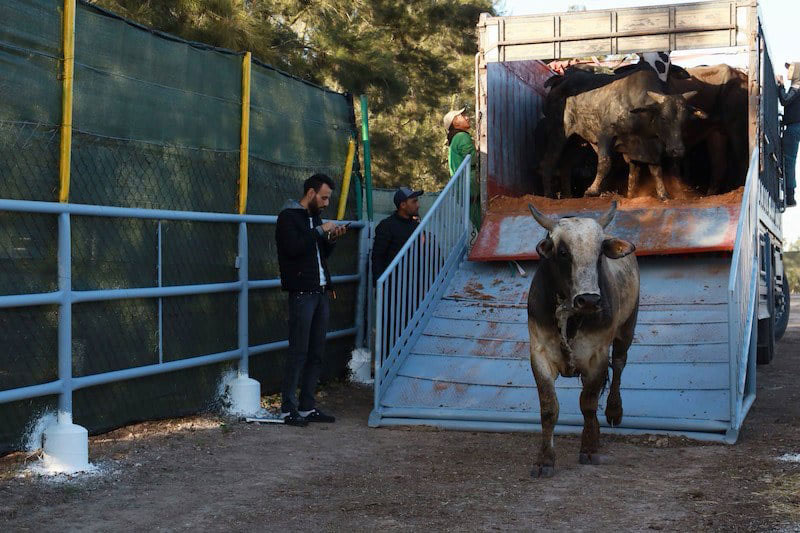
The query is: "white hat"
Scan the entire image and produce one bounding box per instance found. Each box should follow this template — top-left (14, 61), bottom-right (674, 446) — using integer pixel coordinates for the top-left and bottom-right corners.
top-left (442, 107), bottom-right (466, 131)
top-left (788, 62), bottom-right (800, 86)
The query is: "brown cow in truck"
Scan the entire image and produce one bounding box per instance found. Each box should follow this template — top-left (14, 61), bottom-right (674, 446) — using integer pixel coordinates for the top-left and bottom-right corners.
top-left (668, 64), bottom-right (749, 194)
top-left (539, 69), bottom-right (706, 201)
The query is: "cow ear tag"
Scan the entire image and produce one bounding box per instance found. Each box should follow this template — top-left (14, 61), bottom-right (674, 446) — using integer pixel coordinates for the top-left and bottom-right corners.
top-left (602, 238), bottom-right (635, 259)
top-left (536, 237), bottom-right (554, 259)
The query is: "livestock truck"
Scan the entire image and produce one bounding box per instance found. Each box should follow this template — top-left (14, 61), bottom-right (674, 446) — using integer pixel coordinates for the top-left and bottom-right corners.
top-left (368, 0), bottom-right (789, 443)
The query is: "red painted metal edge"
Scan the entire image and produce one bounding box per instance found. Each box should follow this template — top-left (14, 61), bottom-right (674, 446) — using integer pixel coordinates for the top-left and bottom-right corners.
top-left (469, 198), bottom-right (741, 262)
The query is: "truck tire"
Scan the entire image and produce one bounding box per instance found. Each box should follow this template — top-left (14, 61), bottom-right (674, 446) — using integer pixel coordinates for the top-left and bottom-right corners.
top-left (757, 316), bottom-right (775, 364)
top-left (757, 270), bottom-right (776, 365)
top-left (775, 280), bottom-right (791, 341)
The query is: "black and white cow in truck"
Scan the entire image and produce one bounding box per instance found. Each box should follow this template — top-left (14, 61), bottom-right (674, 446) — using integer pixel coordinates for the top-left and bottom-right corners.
top-left (526, 201), bottom-right (640, 478)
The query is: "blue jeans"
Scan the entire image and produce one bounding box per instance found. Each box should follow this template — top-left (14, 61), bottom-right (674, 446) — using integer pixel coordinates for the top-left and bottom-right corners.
top-left (281, 291), bottom-right (330, 413)
top-left (782, 122), bottom-right (800, 197)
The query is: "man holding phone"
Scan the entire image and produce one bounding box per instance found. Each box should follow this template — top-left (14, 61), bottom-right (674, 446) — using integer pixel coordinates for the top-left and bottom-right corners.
top-left (276, 173), bottom-right (347, 426)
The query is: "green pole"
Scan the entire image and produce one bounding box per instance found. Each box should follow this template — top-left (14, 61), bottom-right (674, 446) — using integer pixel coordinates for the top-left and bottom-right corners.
top-left (354, 170), bottom-right (363, 220)
top-left (360, 95), bottom-right (374, 221)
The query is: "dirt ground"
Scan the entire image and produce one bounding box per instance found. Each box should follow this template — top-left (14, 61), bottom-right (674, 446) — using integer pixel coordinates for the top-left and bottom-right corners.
top-left (489, 186), bottom-right (744, 215)
top-left (2, 302), bottom-right (799, 532)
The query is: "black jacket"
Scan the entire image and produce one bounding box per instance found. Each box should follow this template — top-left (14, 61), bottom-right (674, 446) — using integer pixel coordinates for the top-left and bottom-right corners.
top-left (372, 212), bottom-right (419, 283)
top-left (276, 200), bottom-right (335, 292)
top-left (780, 85), bottom-right (800, 125)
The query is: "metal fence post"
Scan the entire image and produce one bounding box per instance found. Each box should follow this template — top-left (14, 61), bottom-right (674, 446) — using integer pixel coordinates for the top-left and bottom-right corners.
top-left (227, 50), bottom-right (260, 415)
top-left (227, 221), bottom-right (261, 414)
top-left (238, 222), bottom-right (249, 376)
top-left (157, 221), bottom-right (163, 364)
top-left (42, 211), bottom-right (90, 472)
top-left (354, 225), bottom-right (368, 349)
top-left (57, 212), bottom-right (72, 421)
top-left (366, 222), bottom-right (375, 367)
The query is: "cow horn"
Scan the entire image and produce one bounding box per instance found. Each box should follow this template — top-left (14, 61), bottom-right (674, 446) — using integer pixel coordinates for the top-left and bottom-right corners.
top-left (528, 203), bottom-right (556, 231)
top-left (597, 201), bottom-right (617, 228)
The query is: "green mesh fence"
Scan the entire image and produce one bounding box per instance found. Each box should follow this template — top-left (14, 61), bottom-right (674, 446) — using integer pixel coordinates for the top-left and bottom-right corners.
top-left (0, 0), bottom-right (361, 454)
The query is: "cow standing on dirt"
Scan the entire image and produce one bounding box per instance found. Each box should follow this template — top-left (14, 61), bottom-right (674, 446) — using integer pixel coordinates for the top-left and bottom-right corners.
top-left (526, 201), bottom-right (639, 478)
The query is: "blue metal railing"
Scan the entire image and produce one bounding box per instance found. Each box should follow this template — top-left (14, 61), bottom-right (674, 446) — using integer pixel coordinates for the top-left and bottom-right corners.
top-left (0, 198), bottom-right (366, 422)
top-left (728, 149), bottom-right (759, 433)
top-left (373, 155), bottom-right (471, 412)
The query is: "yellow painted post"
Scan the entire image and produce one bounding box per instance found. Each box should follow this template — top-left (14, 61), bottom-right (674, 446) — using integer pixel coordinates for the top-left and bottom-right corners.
top-left (58, 0), bottom-right (76, 203)
top-left (238, 52), bottom-right (252, 214)
top-left (336, 138), bottom-right (356, 220)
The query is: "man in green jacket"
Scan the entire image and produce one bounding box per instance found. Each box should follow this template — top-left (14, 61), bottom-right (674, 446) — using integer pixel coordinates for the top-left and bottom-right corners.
top-left (443, 108), bottom-right (480, 230)
top-left (444, 107), bottom-right (475, 176)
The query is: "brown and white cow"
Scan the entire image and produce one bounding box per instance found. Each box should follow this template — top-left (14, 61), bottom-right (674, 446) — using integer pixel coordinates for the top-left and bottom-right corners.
top-left (526, 201), bottom-right (640, 478)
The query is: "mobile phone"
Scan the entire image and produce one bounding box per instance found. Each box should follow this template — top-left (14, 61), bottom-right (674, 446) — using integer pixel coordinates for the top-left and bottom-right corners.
top-left (342, 222), bottom-right (352, 228)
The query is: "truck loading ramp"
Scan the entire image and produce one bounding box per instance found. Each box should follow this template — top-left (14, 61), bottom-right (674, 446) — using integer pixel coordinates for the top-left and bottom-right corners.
top-left (369, 163), bottom-right (758, 443)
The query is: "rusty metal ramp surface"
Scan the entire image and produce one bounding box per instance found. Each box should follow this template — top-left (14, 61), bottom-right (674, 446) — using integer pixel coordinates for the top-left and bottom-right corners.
top-left (371, 255), bottom-right (736, 441)
top-left (470, 190), bottom-right (743, 262)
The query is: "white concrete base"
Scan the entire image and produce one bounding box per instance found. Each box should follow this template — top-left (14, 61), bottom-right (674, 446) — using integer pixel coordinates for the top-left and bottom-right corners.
top-left (42, 420), bottom-right (89, 474)
top-left (228, 375), bottom-right (261, 415)
top-left (348, 348), bottom-right (374, 385)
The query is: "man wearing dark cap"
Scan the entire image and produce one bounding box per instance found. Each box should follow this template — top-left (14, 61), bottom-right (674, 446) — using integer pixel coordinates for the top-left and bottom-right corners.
top-left (372, 187), bottom-right (423, 282)
top-left (371, 186), bottom-right (424, 356)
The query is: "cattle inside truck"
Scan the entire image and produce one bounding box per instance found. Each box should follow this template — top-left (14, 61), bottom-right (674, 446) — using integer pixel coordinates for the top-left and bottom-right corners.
top-left (368, 0), bottom-right (789, 443)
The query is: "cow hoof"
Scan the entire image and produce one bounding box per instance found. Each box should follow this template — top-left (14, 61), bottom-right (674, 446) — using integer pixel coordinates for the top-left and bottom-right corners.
top-left (578, 453), bottom-right (608, 465)
top-left (606, 408), bottom-right (623, 427)
top-left (584, 188), bottom-right (601, 198)
top-left (532, 465), bottom-right (555, 478)
top-left (657, 193), bottom-right (671, 202)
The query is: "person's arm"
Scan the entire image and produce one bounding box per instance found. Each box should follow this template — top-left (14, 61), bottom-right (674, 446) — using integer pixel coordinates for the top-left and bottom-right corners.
top-left (779, 81), bottom-right (788, 105)
top-left (783, 87), bottom-right (800, 107)
top-left (371, 221), bottom-right (391, 284)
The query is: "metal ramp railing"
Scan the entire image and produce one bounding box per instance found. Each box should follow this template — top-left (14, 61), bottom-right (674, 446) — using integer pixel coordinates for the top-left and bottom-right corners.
top-left (727, 148), bottom-right (760, 439)
top-left (370, 156), bottom-right (472, 424)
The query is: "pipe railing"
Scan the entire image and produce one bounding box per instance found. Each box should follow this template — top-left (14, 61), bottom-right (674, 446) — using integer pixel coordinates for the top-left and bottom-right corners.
top-left (373, 155), bottom-right (471, 411)
top-left (727, 148), bottom-right (759, 429)
top-left (0, 199), bottom-right (366, 417)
